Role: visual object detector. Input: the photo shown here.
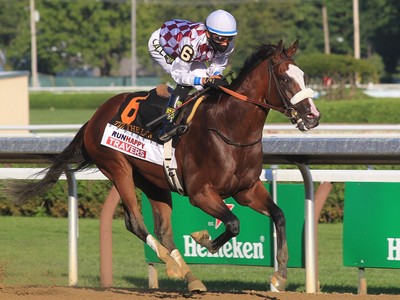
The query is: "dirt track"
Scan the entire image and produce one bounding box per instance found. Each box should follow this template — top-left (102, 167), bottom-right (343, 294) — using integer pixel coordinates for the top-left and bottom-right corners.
top-left (1, 285), bottom-right (400, 300)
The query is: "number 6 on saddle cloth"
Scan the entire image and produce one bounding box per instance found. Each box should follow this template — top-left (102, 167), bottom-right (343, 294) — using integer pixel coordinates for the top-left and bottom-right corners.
top-left (105, 84), bottom-right (204, 144)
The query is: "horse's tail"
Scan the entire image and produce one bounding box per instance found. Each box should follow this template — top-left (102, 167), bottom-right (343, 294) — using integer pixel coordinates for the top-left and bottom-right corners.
top-left (6, 122), bottom-right (93, 205)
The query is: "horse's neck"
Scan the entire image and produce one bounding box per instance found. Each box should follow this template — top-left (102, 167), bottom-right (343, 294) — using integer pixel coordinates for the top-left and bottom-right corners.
top-left (226, 75), bottom-right (269, 126)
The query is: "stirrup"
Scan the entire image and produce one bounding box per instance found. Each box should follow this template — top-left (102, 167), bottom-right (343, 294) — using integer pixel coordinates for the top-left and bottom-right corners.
top-left (159, 124), bottom-right (188, 142)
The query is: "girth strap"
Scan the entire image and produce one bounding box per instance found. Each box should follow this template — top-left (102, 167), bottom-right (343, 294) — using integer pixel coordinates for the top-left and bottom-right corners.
top-left (163, 140), bottom-right (185, 195)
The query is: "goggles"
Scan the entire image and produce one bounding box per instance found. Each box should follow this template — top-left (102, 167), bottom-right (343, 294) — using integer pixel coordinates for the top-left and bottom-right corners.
top-left (209, 33), bottom-right (234, 44)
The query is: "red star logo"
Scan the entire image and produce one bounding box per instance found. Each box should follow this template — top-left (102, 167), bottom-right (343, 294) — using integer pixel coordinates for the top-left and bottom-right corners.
top-left (215, 202), bottom-right (235, 229)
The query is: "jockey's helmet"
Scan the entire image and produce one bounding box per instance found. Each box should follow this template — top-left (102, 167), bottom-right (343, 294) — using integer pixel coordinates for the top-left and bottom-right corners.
top-left (205, 10), bottom-right (237, 52)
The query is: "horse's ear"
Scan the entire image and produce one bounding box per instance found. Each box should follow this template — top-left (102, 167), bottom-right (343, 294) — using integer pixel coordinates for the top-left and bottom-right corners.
top-left (274, 39), bottom-right (284, 58)
top-left (286, 39), bottom-right (299, 57)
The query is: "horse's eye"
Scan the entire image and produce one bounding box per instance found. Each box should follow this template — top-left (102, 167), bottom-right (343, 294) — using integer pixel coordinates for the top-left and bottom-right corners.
top-left (281, 76), bottom-right (289, 84)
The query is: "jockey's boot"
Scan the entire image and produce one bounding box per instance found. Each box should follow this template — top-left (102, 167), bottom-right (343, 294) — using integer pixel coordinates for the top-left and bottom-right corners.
top-left (158, 85), bottom-right (191, 142)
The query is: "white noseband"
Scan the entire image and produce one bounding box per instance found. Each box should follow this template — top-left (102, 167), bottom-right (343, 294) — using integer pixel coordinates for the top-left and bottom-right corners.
top-left (290, 88), bottom-right (314, 105)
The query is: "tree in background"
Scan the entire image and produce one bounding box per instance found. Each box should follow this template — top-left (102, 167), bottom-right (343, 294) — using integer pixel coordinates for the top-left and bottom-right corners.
top-left (2, 0), bottom-right (132, 76)
top-left (39, 0), bottom-right (132, 76)
top-left (323, 0), bottom-right (354, 55)
top-left (0, 1), bottom-right (31, 71)
top-left (0, 0), bottom-right (398, 81)
top-left (360, 0), bottom-right (400, 80)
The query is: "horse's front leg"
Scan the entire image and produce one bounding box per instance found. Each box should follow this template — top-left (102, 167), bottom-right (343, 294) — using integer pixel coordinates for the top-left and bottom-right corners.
top-left (234, 180), bottom-right (288, 291)
top-left (188, 190), bottom-right (240, 253)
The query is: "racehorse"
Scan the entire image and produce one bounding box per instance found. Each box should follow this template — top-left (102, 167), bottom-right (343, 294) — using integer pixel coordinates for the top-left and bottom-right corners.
top-left (8, 40), bottom-right (320, 292)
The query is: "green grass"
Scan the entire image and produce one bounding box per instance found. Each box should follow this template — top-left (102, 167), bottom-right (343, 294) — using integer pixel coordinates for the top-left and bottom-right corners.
top-left (29, 92), bottom-right (117, 109)
top-left (29, 92), bottom-right (114, 125)
top-left (1, 217), bottom-right (399, 294)
top-left (30, 109), bottom-right (96, 125)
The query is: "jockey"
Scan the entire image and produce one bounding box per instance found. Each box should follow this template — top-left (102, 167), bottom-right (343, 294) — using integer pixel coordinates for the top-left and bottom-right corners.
top-left (148, 9), bottom-right (237, 142)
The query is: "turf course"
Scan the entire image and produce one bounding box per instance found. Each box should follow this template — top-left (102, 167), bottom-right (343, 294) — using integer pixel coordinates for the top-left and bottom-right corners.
top-left (1, 217), bottom-right (399, 295)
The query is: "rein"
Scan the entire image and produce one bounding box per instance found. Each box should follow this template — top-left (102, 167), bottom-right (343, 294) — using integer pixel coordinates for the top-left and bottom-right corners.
top-left (219, 86), bottom-right (286, 114)
top-left (219, 57), bottom-right (294, 115)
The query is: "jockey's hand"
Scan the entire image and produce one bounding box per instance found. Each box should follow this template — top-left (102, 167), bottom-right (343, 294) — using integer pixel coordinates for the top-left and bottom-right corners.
top-left (203, 76), bottom-right (229, 90)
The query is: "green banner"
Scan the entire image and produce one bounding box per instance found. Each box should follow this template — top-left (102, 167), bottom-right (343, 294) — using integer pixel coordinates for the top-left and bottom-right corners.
top-left (343, 182), bottom-right (400, 269)
top-left (143, 183), bottom-right (305, 268)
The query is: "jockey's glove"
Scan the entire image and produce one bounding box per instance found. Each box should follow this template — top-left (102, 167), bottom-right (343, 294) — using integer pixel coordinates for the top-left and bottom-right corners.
top-left (204, 77), bottom-right (229, 90)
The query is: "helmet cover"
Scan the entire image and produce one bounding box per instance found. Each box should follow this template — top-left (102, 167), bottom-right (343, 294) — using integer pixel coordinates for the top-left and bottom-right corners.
top-left (205, 10), bottom-right (237, 37)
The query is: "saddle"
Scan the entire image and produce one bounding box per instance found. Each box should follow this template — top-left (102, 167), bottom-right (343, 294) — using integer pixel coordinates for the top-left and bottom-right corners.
top-left (108, 84), bottom-right (202, 144)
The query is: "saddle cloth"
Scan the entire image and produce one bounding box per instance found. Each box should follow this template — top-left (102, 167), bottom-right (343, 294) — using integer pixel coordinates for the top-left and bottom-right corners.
top-left (100, 86), bottom-right (171, 166)
top-left (100, 85), bottom-right (203, 167)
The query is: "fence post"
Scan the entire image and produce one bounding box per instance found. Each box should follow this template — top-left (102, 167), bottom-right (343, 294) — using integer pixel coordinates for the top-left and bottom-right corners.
top-left (314, 181), bottom-right (333, 292)
top-left (100, 186), bottom-right (120, 288)
top-left (148, 263), bottom-right (159, 289)
top-left (65, 166), bottom-right (78, 286)
top-left (296, 163), bottom-right (317, 293)
top-left (270, 165), bottom-right (279, 292)
top-left (358, 268), bottom-right (367, 295)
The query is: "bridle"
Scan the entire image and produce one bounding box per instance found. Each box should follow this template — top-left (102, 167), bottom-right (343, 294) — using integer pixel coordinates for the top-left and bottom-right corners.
top-left (208, 55), bottom-right (316, 146)
top-left (220, 55), bottom-right (314, 124)
top-left (267, 57), bottom-right (293, 110)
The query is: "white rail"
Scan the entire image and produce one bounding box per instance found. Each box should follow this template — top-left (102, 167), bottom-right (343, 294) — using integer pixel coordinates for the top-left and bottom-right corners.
top-left (264, 124), bottom-right (400, 131)
top-left (0, 168), bottom-right (107, 180)
top-left (3, 167), bottom-right (400, 182)
top-left (29, 86), bottom-right (156, 93)
top-left (0, 123), bottom-right (399, 131)
top-left (261, 169), bottom-right (400, 182)
top-left (0, 124), bottom-right (82, 131)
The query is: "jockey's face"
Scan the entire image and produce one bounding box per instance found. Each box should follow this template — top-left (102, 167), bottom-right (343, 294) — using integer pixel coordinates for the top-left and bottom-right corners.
top-left (206, 31), bottom-right (233, 52)
top-left (210, 33), bottom-right (233, 45)
top-left (207, 32), bottom-right (233, 45)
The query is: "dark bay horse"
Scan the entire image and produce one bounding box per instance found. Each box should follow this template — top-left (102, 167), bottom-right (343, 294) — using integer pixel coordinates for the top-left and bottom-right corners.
top-left (8, 40), bottom-right (320, 292)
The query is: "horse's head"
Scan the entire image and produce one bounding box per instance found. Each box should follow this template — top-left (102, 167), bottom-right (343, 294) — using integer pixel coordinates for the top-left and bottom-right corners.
top-left (267, 39), bottom-right (321, 131)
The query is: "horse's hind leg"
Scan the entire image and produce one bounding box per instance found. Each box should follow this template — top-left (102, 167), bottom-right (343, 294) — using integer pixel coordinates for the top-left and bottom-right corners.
top-left (140, 182), bottom-right (206, 292)
top-left (234, 180), bottom-right (288, 291)
top-left (100, 166), bottom-right (182, 279)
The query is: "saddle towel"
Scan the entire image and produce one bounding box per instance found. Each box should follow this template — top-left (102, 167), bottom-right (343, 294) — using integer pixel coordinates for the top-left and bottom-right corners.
top-left (101, 123), bottom-right (177, 168)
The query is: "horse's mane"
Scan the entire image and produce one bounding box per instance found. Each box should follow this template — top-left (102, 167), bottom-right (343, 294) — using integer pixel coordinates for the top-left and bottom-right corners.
top-left (232, 42), bottom-right (277, 85)
top-left (202, 42), bottom-right (277, 98)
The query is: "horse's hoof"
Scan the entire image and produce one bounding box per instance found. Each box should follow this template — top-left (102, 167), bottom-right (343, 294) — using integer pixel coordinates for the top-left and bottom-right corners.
top-left (165, 261), bottom-right (183, 279)
top-left (188, 279), bottom-right (207, 292)
top-left (270, 272), bottom-right (287, 291)
top-left (190, 230), bottom-right (211, 247)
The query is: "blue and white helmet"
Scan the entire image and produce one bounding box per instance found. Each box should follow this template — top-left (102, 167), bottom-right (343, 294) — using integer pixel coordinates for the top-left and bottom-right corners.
top-left (205, 10), bottom-right (237, 37)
